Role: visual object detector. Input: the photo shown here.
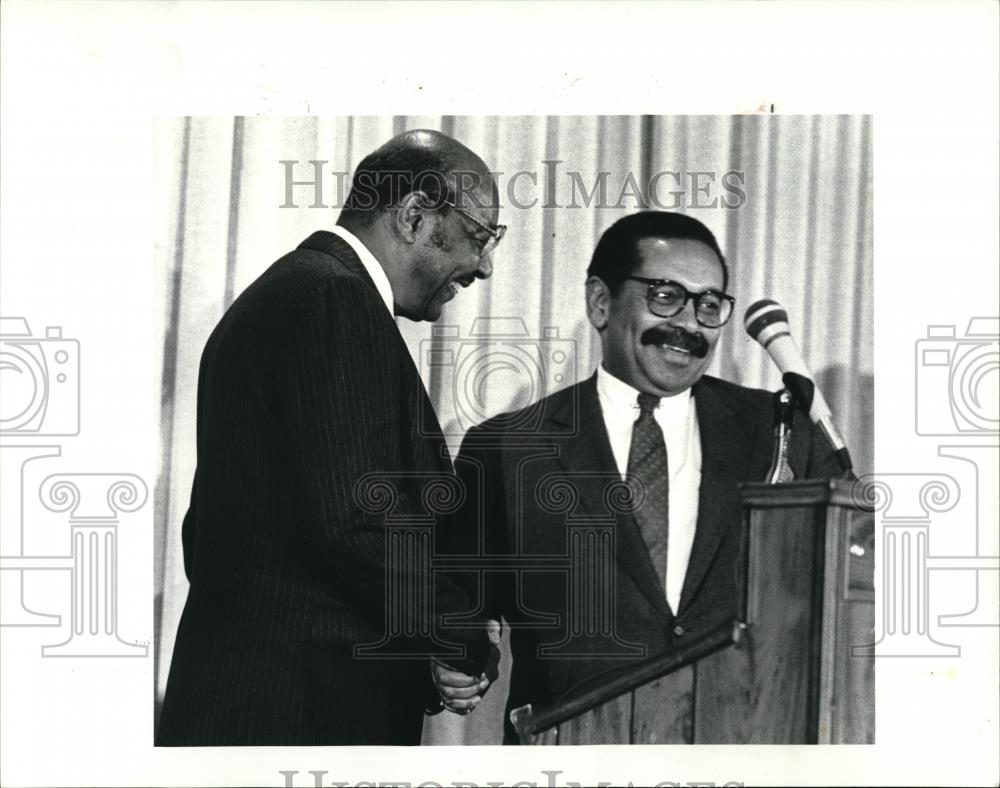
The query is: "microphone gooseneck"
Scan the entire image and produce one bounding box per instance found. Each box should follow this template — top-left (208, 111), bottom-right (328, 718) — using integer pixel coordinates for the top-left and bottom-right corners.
top-left (745, 299), bottom-right (855, 478)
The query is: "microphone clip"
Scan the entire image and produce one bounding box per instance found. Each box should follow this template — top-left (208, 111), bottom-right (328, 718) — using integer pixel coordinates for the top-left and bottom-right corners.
top-left (781, 372), bottom-right (815, 416)
top-left (781, 372), bottom-right (856, 480)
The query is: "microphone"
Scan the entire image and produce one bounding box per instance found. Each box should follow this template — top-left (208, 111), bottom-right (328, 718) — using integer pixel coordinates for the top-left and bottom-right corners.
top-left (744, 299), bottom-right (854, 476)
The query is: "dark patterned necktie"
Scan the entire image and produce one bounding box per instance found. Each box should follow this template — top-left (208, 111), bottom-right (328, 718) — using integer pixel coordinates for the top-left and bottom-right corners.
top-left (627, 392), bottom-right (669, 592)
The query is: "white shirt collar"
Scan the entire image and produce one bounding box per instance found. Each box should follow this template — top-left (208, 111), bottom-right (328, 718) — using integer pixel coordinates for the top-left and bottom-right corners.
top-left (329, 225), bottom-right (395, 315)
top-left (595, 363), bottom-right (693, 420)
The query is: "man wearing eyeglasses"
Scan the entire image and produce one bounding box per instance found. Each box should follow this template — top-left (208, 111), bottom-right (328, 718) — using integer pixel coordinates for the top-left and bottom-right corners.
top-left (447, 211), bottom-right (838, 743)
top-left (158, 129), bottom-right (505, 745)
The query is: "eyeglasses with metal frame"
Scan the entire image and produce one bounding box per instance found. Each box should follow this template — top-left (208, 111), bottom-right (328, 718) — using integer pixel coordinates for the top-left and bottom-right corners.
top-left (441, 199), bottom-right (506, 258)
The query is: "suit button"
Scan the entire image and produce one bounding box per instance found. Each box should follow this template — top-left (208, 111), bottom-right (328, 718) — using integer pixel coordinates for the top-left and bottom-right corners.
top-left (673, 625), bottom-right (685, 636)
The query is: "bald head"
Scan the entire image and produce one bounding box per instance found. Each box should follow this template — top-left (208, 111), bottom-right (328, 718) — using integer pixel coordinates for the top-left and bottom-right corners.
top-left (333, 129), bottom-right (500, 323)
top-left (339, 129), bottom-right (496, 227)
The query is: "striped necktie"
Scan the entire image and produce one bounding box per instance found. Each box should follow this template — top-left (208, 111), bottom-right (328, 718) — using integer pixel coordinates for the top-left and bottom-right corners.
top-left (626, 392), bottom-right (669, 592)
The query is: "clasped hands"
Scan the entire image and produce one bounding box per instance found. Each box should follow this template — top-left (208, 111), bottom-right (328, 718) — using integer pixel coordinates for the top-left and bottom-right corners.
top-left (430, 619), bottom-right (501, 715)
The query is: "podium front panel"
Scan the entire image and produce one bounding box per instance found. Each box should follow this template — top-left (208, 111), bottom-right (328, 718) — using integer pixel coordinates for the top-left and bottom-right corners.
top-left (694, 500), bottom-right (827, 743)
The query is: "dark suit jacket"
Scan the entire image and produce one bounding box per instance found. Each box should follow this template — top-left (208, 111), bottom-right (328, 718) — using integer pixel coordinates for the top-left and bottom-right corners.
top-left (450, 372), bottom-right (838, 743)
top-left (157, 231), bottom-right (487, 746)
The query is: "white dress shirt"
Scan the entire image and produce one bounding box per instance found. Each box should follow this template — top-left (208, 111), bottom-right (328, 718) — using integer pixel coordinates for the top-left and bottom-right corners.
top-left (595, 364), bottom-right (702, 613)
top-left (329, 225), bottom-right (395, 315)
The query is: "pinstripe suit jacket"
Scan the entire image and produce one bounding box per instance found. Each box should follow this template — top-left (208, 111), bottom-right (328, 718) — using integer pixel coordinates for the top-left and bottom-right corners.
top-left (451, 373), bottom-right (839, 743)
top-left (157, 231), bottom-right (487, 745)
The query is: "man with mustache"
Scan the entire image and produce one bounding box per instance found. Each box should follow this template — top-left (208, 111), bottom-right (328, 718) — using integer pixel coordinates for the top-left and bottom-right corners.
top-left (444, 211), bottom-right (839, 742)
top-left (158, 130), bottom-right (503, 745)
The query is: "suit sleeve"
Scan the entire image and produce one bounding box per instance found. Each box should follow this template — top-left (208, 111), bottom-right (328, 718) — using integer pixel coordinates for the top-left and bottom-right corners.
top-left (455, 426), bottom-right (555, 740)
top-left (180, 472), bottom-right (197, 581)
top-left (451, 426), bottom-right (515, 626)
top-left (283, 276), bottom-right (488, 675)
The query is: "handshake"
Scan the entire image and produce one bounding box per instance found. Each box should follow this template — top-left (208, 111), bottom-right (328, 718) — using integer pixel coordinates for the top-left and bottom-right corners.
top-left (431, 619), bottom-right (502, 715)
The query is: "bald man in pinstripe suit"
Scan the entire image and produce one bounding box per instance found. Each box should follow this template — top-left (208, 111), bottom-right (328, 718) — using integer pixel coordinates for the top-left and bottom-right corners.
top-left (158, 130), bottom-right (504, 745)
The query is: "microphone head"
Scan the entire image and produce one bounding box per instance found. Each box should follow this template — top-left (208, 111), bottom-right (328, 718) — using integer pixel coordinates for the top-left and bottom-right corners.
top-left (745, 299), bottom-right (789, 344)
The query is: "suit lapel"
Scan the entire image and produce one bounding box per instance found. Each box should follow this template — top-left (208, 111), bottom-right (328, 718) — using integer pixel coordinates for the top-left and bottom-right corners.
top-left (677, 377), bottom-right (755, 615)
top-left (548, 375), bottom-right (672, 620)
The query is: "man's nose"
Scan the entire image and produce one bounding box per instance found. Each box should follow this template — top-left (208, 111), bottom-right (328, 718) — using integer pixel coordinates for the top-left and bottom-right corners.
top-left (474, 253), bottom-right (494, 281)
top-left (670, 296), bottom-right (700, 328)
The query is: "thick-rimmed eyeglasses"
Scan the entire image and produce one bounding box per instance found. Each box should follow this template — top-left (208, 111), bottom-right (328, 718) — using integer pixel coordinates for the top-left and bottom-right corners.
top-left (442, 199), bottom-right (506, 258)
top-left (626, 276), bottom-right (735, 328)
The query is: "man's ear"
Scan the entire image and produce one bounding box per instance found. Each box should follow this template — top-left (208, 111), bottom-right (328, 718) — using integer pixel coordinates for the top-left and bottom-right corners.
top-left (393, 191), bottom-right (429, 245)
top-left (586, 276), bottom-right (611, 331)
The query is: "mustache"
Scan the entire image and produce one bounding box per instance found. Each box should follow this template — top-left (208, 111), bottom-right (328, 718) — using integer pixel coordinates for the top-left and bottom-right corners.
top-left (640, 325), bottom-right (711, 358)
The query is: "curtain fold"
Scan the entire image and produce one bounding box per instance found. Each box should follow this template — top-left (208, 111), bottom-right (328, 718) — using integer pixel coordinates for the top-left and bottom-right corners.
top-left (153, 115), bottom-right (873, 745)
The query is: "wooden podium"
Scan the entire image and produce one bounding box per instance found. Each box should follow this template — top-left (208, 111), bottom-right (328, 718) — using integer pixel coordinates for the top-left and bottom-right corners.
top-left (510, 479), bottom-right (876, 744)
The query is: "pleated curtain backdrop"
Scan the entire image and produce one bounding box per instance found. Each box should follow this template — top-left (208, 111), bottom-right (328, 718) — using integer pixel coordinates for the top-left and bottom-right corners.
top-left (153, 115), bottom-right (873, 745)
